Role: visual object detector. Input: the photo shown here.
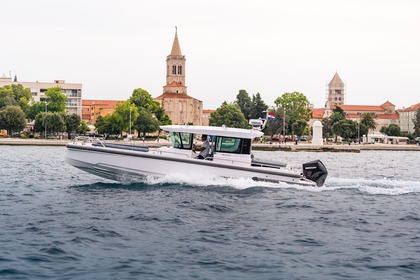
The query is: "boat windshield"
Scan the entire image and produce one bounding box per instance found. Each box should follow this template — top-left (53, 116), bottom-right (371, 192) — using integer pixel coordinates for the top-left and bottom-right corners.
top-left (215, 137), bottom-right (251, 154)
top-left (170, 132), bottom-right (193, 150)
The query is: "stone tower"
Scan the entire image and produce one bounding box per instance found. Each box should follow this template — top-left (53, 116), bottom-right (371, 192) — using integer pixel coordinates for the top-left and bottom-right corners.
top-left (155, 30), bottom-right (203, 125)
top-left (164, 30), bottom-right (186, 94)
top-left (326, 72), bottom-right (345, 110)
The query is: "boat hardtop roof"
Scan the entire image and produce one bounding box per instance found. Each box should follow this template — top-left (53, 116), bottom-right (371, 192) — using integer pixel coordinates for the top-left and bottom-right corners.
top-left (160, 124), bottom-right (264, 139)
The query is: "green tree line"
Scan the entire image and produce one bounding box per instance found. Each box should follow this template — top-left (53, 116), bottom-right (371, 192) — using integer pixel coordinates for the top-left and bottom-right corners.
top-left (94, 88), bottom-right (172, 139)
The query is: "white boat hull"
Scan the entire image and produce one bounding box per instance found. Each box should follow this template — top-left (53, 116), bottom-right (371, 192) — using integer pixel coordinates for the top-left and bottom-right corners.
top-left (66, 143), bottom-right (321, 187)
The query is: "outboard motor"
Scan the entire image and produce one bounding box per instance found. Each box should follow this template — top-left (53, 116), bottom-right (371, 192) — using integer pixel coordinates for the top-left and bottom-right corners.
top-left (302, 160), bottom-right (328, 187)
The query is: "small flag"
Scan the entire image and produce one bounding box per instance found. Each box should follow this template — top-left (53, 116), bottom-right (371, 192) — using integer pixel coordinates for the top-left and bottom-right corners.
top-left (267, 113), bottom-right (276, 120)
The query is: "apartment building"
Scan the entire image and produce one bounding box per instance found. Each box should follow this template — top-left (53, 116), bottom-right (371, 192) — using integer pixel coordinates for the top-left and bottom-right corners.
top-left (0, 75), bottom-right (82, 116)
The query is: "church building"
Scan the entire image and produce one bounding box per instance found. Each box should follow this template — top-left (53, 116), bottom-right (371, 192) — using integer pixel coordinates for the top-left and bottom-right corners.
top-left (155, 31), bottom-right (203, 125)
top-left (311, 72), bottom-right (399, 132)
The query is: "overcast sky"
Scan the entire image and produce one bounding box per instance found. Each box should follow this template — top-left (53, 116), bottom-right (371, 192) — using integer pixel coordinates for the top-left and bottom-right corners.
top-left (1, 0), bottom-right (419, 110)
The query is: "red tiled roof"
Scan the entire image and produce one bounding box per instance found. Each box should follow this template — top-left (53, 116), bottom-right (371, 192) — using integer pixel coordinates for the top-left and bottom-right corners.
top-left (400, 103), bottom-right (420, 112)
top-left (82, 99), bottom-right (122, 109)
top-left (377, 113), bottom-right (399, 119)
top-left (381, 100), bottom-right (395, 107)
top-left (312, 108), bottom-right (325, 119)
top-left (336, 105), bottom-right (385, 111)
top-left (347, 112), bottom-right (399, 119)
top-left (202, 109), bottom-right (215, 114)
top-left (164, 81), bottom-right (186, 88)
top-left (155, 93), bottom-right (198, 100)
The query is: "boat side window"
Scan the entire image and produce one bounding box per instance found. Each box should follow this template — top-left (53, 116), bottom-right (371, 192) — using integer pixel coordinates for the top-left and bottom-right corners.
top-left (170, 132), bottom-right (193, 150)
top-left (215, 137), bottom-right (251, 154)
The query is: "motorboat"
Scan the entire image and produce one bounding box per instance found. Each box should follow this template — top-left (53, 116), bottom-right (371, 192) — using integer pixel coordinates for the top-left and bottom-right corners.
top-left (65, 119), bottom-right (328, 187)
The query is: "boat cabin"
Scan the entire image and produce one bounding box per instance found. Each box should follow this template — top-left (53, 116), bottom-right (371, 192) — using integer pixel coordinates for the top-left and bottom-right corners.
top-left (169, 131), bottom-right (252, 156)
top-left (160, 125), bottom-right (264, 165)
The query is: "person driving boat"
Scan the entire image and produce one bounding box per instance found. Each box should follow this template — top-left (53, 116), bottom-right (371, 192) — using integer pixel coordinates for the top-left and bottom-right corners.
top-left (195, 134), bottom-right (210, 159)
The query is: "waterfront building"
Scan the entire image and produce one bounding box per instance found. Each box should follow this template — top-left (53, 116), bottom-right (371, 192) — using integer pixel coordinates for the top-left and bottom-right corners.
top-left (154, 31), bottom-right (203, 125)
top-left (202, 109), bottom-right (215, 126)
top-left (398, 103), bottom-right (420, 133)
top-left (82, 99), bottom-right (121, 125)
top-left (339, 101), bottom-right (399, 132)
top-left (0, 75), bottom-right (82, 116)
top-left (310, 73), bottom-right (399, 133)
top-left (363, 132), bottom-right (409, 145)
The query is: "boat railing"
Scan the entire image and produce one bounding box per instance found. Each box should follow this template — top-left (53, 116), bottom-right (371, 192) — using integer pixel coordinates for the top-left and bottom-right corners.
top-left (92, 142), bottom-right (149, 152)
top-left (73, 136), bottom-right (105, 147)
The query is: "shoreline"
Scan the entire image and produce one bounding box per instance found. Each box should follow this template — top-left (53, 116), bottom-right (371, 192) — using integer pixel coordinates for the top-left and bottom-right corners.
top-left (1, 138), bottom-right (420, 152)
top-left (252, 143), bottom-right (420, 152)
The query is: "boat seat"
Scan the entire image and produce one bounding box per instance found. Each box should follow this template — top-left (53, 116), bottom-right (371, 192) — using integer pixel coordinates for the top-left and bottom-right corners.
top-left (251, 158), bottom-right (287, 169)
top-left (92, 142), bottom-right (149, 152)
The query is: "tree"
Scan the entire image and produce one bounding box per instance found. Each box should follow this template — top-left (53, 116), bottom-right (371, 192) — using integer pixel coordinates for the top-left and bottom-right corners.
top-left (27, 101), bottom-right (47, 121)
top-left (251, 92), bottom-right (268, 119)
top-left (45, 87), bottom-right (67, 113)
top-left (0, 84), bottom-right (32, 113)
top-left (129, 88), bottom-right (169, 134)
top-left (381, 124), bottom-right (401, 136)
top-left (329, 106), bottom-right (346, 125)
top-left (34, 112), bottom-right (47, 137)
top-left (326, 106), bottom-right (347, 142)
top-left (0, 86), bottom-right (17, 109)
top-left (265, 107), bottom-right (287, 137)
top-left (129, 88), bottom-right (160, 112)
top-left (234, 89), bottom-right (253, 120)
top-left (134, 108), bottom-right (159, 138)
top-left (332, 119), bottom-right (357, 141)
top-left (77, 121), bottom-right (90, 135)
top-left (413, 108), bottom-right (420, 137)
top-left (380, 125), bottom-right (388, 135)
top-left (154, 106), bottom-right (172, 139)
top-left (47, 112), bottom-right (65, 135)
top-left (154, 107), bottom-right (172, 127)
top-left (0, 106), bottom-right (27, 136)
top-left (64, 113), bottom-right (81, 139)
top-left (114, 101), bottom-right (139, 136)
top-left (11, 84), bottom-right (32, 114)
top-left (34, 112), bottom-right (65, 138)
top-left (357, 123), bottom-right (369, 142)
top-left (292, 119), bottom-right (308, 142)
top-left (360, 112), bottom-right (377, 133)
top-left (209, 103), bottom-right (248, 128)
top-left (94, 115), bottom-right (120, 138)
top-left (274, 92), bottom-right (312, 137)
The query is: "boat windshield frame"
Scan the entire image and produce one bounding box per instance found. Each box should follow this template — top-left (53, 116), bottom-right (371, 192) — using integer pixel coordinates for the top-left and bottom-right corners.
top-left (170, 131), bottom-right (193, 150)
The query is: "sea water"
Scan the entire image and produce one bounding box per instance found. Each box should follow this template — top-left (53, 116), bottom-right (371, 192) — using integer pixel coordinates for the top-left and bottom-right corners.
top-left (0, 146), bottom-right (419, 279)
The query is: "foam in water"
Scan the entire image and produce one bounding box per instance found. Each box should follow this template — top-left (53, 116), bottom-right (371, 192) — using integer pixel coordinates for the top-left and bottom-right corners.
top-left (145, 172), bottom-right (288, 189)
top-left (325, 177), bottom-right (420, 195)
top-left (144, 173), bottom-right (420, 195)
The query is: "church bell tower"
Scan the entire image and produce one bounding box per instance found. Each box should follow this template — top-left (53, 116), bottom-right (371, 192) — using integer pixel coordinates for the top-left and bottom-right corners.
top-left (326, 72), bottom-right (345, 110)
top-left (164, 29), bottom-right (187, 94)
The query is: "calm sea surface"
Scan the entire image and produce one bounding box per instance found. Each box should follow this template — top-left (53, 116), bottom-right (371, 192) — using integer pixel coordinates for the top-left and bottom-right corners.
top-left (0, 146), bottom-right (419, 279)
